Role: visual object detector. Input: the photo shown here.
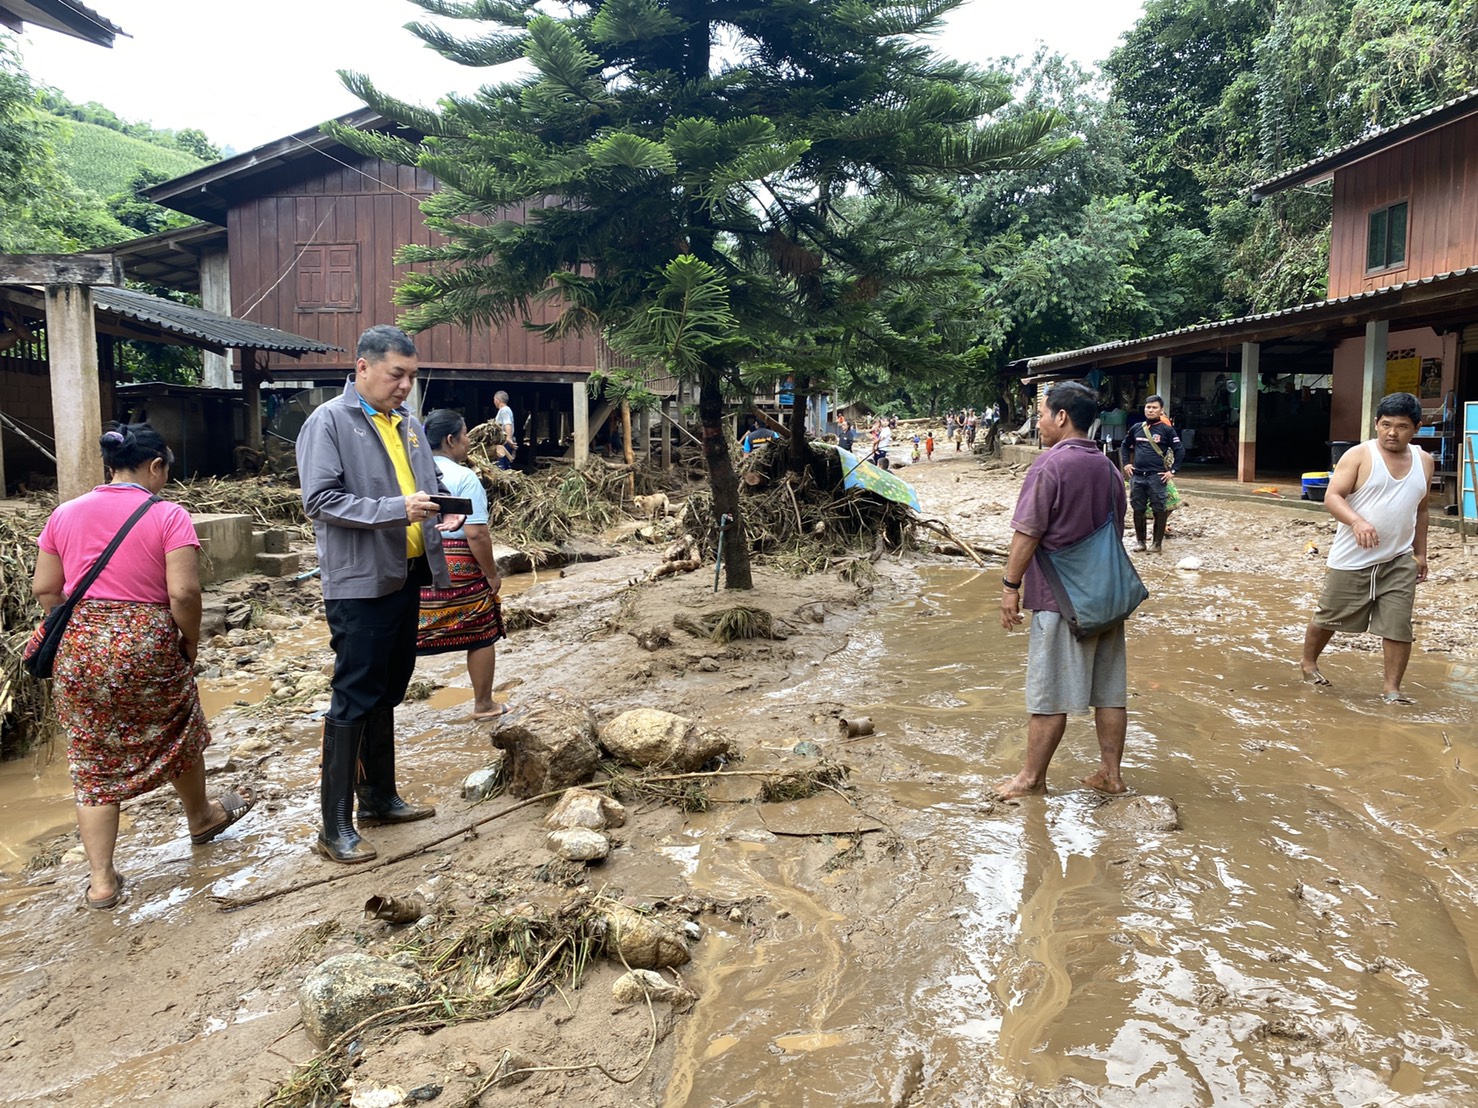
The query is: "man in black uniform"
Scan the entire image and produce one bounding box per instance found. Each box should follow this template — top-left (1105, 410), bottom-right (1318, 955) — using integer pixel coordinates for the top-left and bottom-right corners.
top-left (1120, 394), bottom-right (1184, 553)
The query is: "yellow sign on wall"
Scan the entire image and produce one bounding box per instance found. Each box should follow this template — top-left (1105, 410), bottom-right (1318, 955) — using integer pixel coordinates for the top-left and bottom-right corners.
top-left (1386, 356), bottom-right (1421, 395)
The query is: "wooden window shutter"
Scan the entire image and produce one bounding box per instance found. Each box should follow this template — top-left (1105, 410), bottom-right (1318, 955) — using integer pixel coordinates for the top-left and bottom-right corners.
top-left (296, 245), bottom-right (325, 309)
top-left (296, 244), bottom-right (359, 311)
top-left (325, 245), bottom-right (359, 310)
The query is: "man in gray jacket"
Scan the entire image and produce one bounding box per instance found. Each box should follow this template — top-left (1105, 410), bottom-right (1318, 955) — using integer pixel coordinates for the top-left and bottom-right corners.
top-left (297, 325), bottom-right (464, 863)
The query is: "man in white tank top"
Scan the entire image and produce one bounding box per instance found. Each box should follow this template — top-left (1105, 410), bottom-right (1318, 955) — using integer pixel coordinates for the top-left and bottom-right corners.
top-left (1299, 392), bottom-right (1432, 703)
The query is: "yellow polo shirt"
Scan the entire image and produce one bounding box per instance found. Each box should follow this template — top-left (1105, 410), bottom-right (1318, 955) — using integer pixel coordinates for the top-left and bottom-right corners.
top-left (365, 404), bottom-right (424, 558)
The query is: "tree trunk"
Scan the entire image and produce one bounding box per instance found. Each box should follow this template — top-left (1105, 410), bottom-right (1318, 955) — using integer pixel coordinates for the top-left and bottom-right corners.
top-left (699, 365), bottom-right (752, 590)
top-left (620, 398), bottom-right (635, 496)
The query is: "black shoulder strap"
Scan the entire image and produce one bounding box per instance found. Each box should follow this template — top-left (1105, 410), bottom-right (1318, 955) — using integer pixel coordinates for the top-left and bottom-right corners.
top-left (61, 494), bottom-right (163, 608)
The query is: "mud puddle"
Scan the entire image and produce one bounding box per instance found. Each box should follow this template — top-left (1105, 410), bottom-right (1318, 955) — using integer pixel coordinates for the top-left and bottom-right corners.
top-left (664, 562), bottom-right (1478, 1106)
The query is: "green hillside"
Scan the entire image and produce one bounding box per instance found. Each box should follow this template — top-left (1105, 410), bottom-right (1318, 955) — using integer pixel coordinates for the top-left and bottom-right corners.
top-left (40, 112), bottom-right (206, 197)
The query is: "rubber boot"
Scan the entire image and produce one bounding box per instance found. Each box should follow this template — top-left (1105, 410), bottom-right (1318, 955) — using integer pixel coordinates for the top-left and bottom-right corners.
top-left (356, 706), bottom-right (436, 826)
top-left (1132, 511), bottom-right (1148, 552)
top-left (1151, 512), bottom-right (1168, 554)
top-left (316, 718), bottom-right (377, 864)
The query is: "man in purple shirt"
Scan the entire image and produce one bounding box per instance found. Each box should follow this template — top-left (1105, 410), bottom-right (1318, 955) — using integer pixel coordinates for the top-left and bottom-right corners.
top-left (996, 380), bottom-right (1130, 799)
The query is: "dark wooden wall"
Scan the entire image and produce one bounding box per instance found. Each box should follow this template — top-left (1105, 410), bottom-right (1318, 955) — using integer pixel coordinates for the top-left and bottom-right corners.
top-left (227, 155), bottom-right (599, 378)
top-left (1329, 114), bottom-right (1478, 298)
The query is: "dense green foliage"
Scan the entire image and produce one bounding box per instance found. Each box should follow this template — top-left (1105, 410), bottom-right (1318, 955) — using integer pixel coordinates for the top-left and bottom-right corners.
top-left (42, 112), bottom-right (206, 198)
top-left (38, 88), bottom-right (222, 161)
top-left (0, 35), bottom-right (222, 384)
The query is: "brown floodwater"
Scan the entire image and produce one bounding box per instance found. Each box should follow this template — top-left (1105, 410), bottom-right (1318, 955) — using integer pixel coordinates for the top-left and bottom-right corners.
top-left (1, 560), bottom-right (1474, 1106)
top-left (663, 562), bottom-right (1478, 1107)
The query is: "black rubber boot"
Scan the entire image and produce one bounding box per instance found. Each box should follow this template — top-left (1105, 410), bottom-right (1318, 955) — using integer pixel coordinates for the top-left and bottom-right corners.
top-left (316, 718), bottom-right (377, 864)
top-left (356, 706), bottom-right (436, 826)
top-left (1132, 511), bottom-right (1148, 551)
top-left (1151, 512), bottom-right (1168, 553)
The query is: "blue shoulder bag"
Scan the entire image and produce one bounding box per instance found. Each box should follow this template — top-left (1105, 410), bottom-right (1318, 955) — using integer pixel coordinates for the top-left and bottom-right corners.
top-left (1033, 515), bottom-right (1149, 640)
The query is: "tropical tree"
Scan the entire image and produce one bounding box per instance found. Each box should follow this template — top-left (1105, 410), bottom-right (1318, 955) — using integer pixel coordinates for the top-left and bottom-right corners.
top-left (334, 0), bottom-right (1067, 588)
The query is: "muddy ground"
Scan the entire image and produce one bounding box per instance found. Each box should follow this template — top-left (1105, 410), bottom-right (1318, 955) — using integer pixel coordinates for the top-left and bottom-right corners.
top-left (2, 447), bottom-right (1477, 1108)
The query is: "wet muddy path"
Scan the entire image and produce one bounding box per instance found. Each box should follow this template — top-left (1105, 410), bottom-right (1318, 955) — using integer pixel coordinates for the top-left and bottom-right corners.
top-left (666, 558), bottom-right (1478, 1106)
top-left (1, 463), bottom-right (1476, 1107)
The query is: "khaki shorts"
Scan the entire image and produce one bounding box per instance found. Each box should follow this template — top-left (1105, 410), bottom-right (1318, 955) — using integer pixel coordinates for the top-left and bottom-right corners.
top-left (1312, 555), bottom-right (1417, 642)
top-left (1025, 610), bottom-right (1128, 715)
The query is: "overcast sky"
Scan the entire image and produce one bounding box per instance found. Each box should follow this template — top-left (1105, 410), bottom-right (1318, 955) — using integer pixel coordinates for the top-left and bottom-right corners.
top-left (17, 0), bottom-right (1144, 153)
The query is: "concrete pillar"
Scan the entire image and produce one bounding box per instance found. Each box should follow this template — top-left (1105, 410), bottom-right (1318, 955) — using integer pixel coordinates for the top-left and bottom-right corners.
top-left (637, 407), bottom-right (651, 460)
top-left (1157, 356), bottom-right (1173, 418)
top-left (1360, 319), bottom-right (1390, 436)
top-left (200, 246), bottom-right (232, 388)
top-left (46, 284), bottom-right (104, 502)
top-left (660, 398), bottom-right (673, 471)
top-left (572, 379), bottom-right (589, 467)
top-left (1238, 342), bottom-right (1259, 483)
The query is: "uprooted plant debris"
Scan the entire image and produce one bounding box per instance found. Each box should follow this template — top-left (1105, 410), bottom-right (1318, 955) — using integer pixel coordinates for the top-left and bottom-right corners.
top-left (264, 890), bottom-right (678, 1108)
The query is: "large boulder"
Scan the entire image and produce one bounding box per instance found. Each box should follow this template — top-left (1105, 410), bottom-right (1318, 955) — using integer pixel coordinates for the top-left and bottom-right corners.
top-left (491, 696), bottom-right (600, 798)
top-left (598, 708), bottom-right (732, 772)
top-left (298, 953), bottom-right (428, 1047)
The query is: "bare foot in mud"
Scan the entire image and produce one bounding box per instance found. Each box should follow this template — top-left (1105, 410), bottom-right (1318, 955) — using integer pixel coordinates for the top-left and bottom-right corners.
top-left (1301, 664), bottom-right (1332, 686)
top-left (1081, 771), bottom-right (1127, 795)
top-left (1381, 691), bottom-right (1415, 705)
top-left (992, 777), bottom-right (1046, 800)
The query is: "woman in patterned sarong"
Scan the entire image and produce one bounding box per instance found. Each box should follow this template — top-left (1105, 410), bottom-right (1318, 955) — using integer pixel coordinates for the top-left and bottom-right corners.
top-left (416, 410), bottom-right (508, 718)
top-left (31, 423), bottom-right (256, 911)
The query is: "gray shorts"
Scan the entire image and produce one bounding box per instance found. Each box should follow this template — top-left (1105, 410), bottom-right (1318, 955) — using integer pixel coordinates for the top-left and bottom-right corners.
top-left (1312, 555), bottom-right (1418, 642)
top-left (1026, 610), bottom-right (1128, 715)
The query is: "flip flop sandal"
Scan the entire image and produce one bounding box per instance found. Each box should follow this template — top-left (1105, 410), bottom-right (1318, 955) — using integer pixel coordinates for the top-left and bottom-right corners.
top-left (471, 703), bottom-right (515, 720)
top-left (83, 872), bottom-right (125, 911)
top-left (190, 787), bottom-right (257, 845)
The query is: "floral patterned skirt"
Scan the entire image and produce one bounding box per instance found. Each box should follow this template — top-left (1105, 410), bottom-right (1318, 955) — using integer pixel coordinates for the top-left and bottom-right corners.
top-left (416, 536), bottom-right (505, 656)
top-left (54, 601), bottom-right (210, 806)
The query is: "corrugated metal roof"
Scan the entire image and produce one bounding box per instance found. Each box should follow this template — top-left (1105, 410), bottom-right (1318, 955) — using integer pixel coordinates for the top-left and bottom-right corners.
top-left (1025, 265), bottom-right (1478, 370)
top-left (0, 0), bottom-right (124, 46)
top-left (91, 286), bottom-right (341, 354)
top-left (1250, 89), bottom-right (1478, 199)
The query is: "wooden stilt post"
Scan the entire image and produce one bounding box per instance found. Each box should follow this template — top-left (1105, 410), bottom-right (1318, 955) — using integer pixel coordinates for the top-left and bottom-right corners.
top-left (242, 347), bottom-right (263, 450)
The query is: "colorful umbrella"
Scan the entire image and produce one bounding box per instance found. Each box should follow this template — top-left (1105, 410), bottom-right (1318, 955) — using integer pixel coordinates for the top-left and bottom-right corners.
top-left (829, 444), bottom-right (921, 512)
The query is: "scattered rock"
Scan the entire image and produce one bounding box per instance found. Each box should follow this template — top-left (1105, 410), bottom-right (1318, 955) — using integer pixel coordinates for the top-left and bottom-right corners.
top-left (489, 1048), bottom-right (544, 1088)
top-left (491, 696), bottom-right (600, 798)
top-left (696, 657), bottom-right (720, 672)
top-left (544, 786), bottom-right (626, 831)
top-left (546, 828), bottom-right (611, 862)
top-left (611, 969), bottom-right (696, 1009)
top-left (1092, 794), bottom-right (1182, 832)
top-left (348, 1086), bottom-right (406, 1108)
top-left (298, 953), bottom-right (428, 1048)
top-left (463, 757), bottom-right (507, 801)
top-left (1176, 556), bottom-right (1203, 571)
top-left (600, 903), bottom-right (691, 969)
top-left (598, 708), bottom-right (733, 772)
top-left (632, 625), bottom-right (672, 651)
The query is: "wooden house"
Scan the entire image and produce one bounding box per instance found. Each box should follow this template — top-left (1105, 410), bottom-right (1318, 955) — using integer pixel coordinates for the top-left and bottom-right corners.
top-left (137, 111), bottom-right (676, 466)
top-left (1017, 91), bottom-right (1478, 498)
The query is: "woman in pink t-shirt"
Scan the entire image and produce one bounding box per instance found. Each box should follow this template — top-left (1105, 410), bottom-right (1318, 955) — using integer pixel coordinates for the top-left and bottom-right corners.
top-left (31, 423), bottom-right (256, 910)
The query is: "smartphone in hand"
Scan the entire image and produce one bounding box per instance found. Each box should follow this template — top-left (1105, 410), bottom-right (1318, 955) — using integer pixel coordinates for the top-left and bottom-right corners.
top-left (433, 496), bottom-right (475, 516)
